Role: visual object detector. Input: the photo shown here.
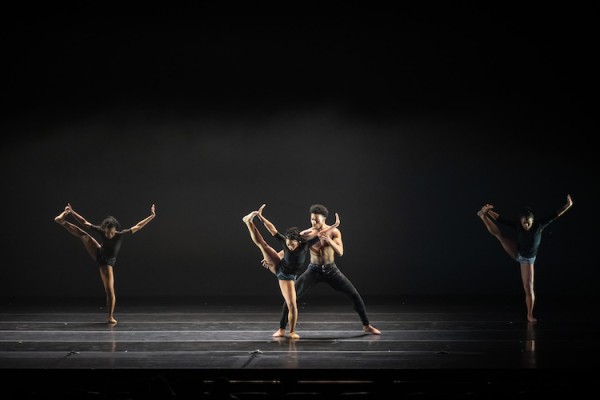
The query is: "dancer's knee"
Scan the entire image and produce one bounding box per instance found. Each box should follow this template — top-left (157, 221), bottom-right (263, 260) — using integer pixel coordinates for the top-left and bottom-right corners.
top-left (523, 284), bottom-right (534, 296)
top-left (105, 287), bottom-right (116, 297)
top-left (286, 301), bottom-right (298, 313)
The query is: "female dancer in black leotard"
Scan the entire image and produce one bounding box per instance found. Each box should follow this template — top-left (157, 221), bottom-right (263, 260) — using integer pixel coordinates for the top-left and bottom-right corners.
top-left (243, 204), bottom-right (339, 338)
top-left (477, 194), bottom-right (573, 322)
top-left (55, 203), bottom-right (156, 324)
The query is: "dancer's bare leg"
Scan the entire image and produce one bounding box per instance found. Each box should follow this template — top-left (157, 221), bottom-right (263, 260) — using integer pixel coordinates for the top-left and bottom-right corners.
top-left (520, 262), bottom-right (537, 322)
top-left (99, 265), bottom-right (117, 324)
top-left (477, 205), bottom-right (518, 260)
top-left (55, 210), bottom-right (100, 261)
top-left (243, 212), bottom-right (281, 274)
top-left (279, 280), bottom-right (300, 339)
top-left (243, 212), bottom-right (289, 337)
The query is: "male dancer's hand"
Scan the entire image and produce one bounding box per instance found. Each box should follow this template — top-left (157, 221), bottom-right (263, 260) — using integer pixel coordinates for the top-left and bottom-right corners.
top-left (319, 232), bottom-right (333, 243)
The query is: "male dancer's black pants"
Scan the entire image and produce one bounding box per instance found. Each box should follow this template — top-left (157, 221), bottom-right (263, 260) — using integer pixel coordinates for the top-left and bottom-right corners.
top-left (279, 263), bottom-right (371, 329)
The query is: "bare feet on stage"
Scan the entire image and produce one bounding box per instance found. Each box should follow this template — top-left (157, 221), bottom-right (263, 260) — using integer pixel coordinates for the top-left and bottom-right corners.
top-left (527, 315), bottom-right (538, 323)
top-left (108, 317), bottom-right (118, 325)
top-left (364, 324), bottom-right (381, 335)
top-left (289, 332), bottom-right (300, 339)
top-left (272, 328), bottom-right (286, 337)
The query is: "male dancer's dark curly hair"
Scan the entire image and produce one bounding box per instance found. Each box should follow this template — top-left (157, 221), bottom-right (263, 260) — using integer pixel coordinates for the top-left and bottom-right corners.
top-left (309, 204), bottom-right (329, 218)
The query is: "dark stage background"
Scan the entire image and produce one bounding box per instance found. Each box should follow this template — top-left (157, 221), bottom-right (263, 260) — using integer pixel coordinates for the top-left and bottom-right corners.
top-left (1, 8), bottom-right (596, 302)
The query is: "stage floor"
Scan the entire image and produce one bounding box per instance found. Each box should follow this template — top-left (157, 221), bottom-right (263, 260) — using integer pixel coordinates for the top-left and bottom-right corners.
top-left (1, 295), bottom-right (598, 397)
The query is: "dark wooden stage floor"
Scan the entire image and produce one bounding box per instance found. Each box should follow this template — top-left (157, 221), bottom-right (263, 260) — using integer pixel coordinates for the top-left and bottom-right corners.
top-left (1, 295), bottom-right (598, 398)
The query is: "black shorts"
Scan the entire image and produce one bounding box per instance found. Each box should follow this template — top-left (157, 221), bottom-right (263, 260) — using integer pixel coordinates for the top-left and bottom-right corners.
top-left (97, 253), bottom-right (117, 267)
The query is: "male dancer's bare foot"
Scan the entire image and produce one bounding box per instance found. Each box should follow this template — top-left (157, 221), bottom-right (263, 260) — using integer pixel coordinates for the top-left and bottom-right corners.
top-left (527, 315), bottom-right (538, 323)
top-left (289, 332), bottom-right (300, 339)
top-left (242, 211), bottom-right (258, 224)
top-left (272, 328), bottom-right (286, 337)
top-left (108, 317), bottom-right (118, 325)
top-left (363, 325), bottom-right (381, 335)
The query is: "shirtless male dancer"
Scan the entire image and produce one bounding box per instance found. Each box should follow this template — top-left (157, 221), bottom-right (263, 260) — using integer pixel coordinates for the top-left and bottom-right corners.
top-left (243, 204), bottom-right (339, 338)
top-left (272, 204), bottom-right (381, 336)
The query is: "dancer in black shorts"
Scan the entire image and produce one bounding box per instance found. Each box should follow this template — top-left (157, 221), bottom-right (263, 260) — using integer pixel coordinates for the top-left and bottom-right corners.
top-left (477, 194), bottom-right (573, 321)
top-left (55, 203), bottom-right (156, 324)
top-left (275, 204), bottom-right (381, 337)
top-left (243, 204), bottom-right (339, 338)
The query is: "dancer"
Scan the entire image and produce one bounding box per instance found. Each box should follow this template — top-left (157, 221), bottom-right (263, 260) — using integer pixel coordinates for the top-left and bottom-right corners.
top-left (477, 194), bottom-right (573, 322)
top-left (273, 204), bottom-right (381, 337)
top-left (54, 203), bottom-right (156, 324)
top-left (243, 204), bottom-right (339, 339)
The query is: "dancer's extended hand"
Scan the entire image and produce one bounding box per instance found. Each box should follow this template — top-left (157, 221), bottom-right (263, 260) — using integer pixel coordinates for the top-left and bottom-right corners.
top-left (150, 204), bottom-right (156, 216)
top-left (261, 258), bottom-right (274, 270)
top-left (566, 194), bottom-right (573, 208)
top-left (332, 213), bottom-right (340, 227)
top-left (257, 204), bottom-right (266, 219)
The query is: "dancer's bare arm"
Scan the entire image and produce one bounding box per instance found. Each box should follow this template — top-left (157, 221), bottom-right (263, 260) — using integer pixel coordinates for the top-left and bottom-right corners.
top-left (301, 213), bottom-right (340, 240)
top-left (320, 228), bottom-right (344, 256)
top-left (556, 194), bottom-right (574, 218)
top-left (130, 204), bottom-right (156, 233)
top-left (487, 210), bottom-right (499, 220)
top-left (256, 204), bottom-right (279, 236)
top-left (68, 203), bottom-right (93, 228)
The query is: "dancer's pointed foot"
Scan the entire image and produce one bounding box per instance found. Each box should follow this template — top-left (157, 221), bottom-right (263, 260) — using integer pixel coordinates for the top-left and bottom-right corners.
top-left (272, 328), bottom-right (286, 337)
top-left (477, 204), bottom-right (494, 218)
top-left (242, 211), bottom-right (258, 224)
top-left (55, 205), bottom-right (72, 224)
top-left (54, 212), bottom-right (67, 224)
top-left (108, 317), bottom-right (118, 325)
top-left (289, 332), bottom-right (300, 339)
top-left (363, 324), bottom-right (381, 335)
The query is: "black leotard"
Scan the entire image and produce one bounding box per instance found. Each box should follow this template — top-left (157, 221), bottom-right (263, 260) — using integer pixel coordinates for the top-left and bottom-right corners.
top-left (495, 211), bottom-right (560, 258)
top-left (273, 232), bottom-right (319, 275)
top-left (89, 225), bottom-right (132, 265)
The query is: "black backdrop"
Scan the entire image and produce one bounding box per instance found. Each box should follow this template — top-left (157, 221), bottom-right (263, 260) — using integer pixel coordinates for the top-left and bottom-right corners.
top-left (1, 7), bottom-right (596, 301)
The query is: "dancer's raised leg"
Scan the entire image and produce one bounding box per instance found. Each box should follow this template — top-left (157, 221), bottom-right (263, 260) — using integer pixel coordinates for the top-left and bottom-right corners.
top-left (55, 208), bottom-right (100, 261)
top-left (243, 211), bottom-right (281, 274)
top-left (477, 205), bottom-right (518, 260)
